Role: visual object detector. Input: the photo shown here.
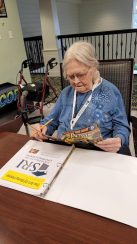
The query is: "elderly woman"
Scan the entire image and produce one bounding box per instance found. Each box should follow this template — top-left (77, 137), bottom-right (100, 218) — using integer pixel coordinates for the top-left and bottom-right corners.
top-left (33, 41), bottom-right (130, 154)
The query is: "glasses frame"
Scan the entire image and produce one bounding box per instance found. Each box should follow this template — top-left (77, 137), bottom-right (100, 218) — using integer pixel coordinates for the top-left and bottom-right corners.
top-left (67, 68), bottom-right (90, 81)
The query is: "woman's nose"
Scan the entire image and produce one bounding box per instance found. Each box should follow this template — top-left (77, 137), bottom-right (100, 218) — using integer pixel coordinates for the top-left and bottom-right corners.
top-left (73, 76), bottom-right (79, 83)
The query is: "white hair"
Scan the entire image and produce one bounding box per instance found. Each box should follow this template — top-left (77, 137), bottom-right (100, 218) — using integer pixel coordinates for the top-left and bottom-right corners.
top-left (63, 41), bottom-right (99, 78)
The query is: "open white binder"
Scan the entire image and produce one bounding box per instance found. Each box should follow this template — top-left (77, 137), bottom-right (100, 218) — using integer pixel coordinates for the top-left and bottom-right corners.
top-left (0, 140), bottom-right (137, 228)
top-left (0, 140), bottom-right (74, 197)
top-left (46, 148), bottom-right (137, 228)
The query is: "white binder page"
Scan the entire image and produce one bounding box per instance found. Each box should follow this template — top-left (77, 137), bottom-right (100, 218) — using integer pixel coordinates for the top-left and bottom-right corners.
top-left (0, 140), bottom-right (73, 197)
top-left (46, 149), bottom-right (137, 228)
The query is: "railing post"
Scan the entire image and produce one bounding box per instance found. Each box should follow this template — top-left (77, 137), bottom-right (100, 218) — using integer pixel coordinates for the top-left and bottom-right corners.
top-left (103, 35), bottom-right (105, 60)
top-left (60, 38), bottom-right (64, 60)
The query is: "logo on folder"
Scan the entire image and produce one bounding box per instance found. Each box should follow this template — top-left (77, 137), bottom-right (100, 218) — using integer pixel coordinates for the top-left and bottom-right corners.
top-left (16, 159), bottom-right (49, 177)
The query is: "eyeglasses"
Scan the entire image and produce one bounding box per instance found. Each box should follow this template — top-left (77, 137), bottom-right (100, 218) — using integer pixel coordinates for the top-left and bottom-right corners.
top-left (67, 69), bottom-right (90, 81)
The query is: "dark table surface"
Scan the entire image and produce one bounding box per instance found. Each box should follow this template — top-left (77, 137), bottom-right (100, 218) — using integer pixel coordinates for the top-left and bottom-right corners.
top-left (0, 132), bottom-right (137, 244)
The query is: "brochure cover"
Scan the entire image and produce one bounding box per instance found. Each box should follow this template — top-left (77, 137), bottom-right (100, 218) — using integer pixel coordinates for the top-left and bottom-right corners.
top-left (0, 140), bottom-right (74, 197)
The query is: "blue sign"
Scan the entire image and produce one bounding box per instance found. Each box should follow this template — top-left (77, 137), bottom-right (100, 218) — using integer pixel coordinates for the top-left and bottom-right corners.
top-left (0, 88), bottom-right (18, 108)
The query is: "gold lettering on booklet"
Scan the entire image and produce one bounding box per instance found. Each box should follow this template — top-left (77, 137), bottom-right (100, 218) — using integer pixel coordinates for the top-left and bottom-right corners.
top-left (61, 124), bottom-right (102, 144)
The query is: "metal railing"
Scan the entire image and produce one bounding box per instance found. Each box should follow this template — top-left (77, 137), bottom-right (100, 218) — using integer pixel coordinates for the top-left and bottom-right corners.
top-left (24, 36), bottom-right (45, 74)
top-left (23, 29), bottom-right (137, 76)
top-left (57, 29), bottom-right (137, 63)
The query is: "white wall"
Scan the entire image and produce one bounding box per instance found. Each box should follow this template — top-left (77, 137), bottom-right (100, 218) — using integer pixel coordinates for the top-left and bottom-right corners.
top-left (2, 0), bottom-right (132, 82)
top-left (56, 0), bottom-right (80, 34)
top-left (16, 0), bottom-right (133, 39)
top-left (39, 0), bottom-right (64, 75)
top-left (0, 0), bottom-right (31, 84)
top-left (17, 0), bottom-right (80, 36)
top-left (79, 0), bottom-right (133, 33)
top-left (17, 0), bottom-right (42, 37)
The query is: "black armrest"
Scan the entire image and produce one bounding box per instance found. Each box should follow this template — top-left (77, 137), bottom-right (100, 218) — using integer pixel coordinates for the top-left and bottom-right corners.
top-left (131, 115), bottom-right (137, 157)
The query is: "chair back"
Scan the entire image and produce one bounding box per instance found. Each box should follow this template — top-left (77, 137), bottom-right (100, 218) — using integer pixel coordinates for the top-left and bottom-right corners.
top-left (0, 115), bottom-right (23, 133)
top-left (60, 59), bottom-right (134, 121)
top-left (131, 116), bottom-right (137, 156)
top-left (99, 59), bottom-right (134, 122)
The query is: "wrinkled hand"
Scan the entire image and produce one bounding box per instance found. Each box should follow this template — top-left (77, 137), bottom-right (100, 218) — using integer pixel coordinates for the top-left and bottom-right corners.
top-left (95, 137), bottom-right (122, 153)
top-left (31, 123), bottom-right (48, 141)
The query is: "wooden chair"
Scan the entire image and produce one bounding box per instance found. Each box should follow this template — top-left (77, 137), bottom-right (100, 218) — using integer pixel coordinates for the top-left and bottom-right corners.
top-left (0, 115), bottom-right (23, 133)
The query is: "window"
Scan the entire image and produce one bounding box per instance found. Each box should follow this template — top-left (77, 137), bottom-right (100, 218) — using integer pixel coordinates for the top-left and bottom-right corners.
top-left (132, 0), bottom-right (137, 28)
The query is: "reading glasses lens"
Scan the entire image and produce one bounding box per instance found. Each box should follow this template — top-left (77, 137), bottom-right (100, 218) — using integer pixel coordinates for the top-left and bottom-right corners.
top-left (68, 70), bottom-right (89, 81)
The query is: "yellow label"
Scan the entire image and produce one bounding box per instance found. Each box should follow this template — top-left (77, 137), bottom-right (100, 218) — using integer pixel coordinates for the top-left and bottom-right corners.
top-left (1, 170), bottom-right (46, 190)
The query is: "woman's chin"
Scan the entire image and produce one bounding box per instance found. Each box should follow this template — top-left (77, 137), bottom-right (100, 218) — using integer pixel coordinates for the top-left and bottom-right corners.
top-left (75, 86), bottom-right (89, 93)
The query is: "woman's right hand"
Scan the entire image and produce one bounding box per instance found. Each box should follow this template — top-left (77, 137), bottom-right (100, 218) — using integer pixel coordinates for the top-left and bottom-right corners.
top-left (31, 123), bottom-right (48, 141)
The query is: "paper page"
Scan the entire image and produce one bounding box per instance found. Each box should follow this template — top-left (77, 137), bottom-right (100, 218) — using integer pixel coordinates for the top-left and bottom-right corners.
top-left (46, 149), bottom-right (137, 228)
top-left (0, 140), bottom-right (73, 197)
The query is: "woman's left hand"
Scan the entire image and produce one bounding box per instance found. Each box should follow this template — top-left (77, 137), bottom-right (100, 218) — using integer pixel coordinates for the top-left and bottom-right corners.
top-left (95, 137), bottom-right (122, 153)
